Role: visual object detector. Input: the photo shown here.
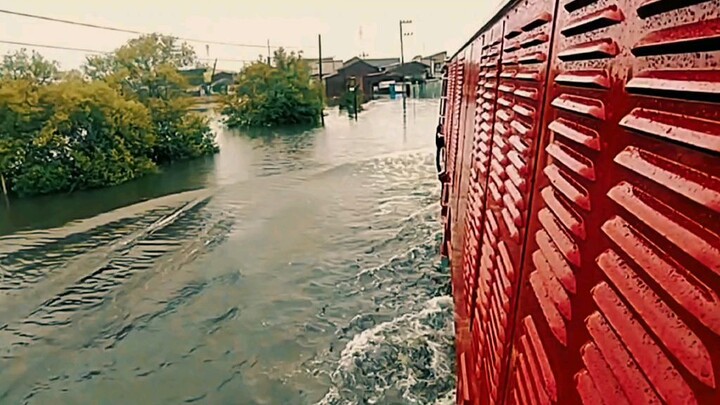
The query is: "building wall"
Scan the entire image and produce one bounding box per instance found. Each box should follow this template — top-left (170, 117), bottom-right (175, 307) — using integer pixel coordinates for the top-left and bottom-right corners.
top-left (324, 62), bottom-right (379, 101)
top-left (307, 59), bottom-right (343, 78)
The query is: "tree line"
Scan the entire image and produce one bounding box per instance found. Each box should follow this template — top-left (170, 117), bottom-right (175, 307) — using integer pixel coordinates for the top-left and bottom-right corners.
top-left (0, 35), bottom-right (325, 197)
top-left (0, 34), bottom-right (218, 197)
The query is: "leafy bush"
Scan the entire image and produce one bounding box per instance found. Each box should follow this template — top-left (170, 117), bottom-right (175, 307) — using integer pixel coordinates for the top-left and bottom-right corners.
top-left (0, 38), bottom-right (218, 197)
top-left (0, 78), bottom-right (157, 195)
top-left (221, 49), bottom-right (323, 127)
top-left (338, 88), bottom-right (364, 115)
top-left (147, 98), bottom-right (218, 163)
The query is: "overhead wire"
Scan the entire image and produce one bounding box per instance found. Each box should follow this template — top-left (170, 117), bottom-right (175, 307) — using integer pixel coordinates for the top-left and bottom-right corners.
top-left (0, 39), bottom-right (260, 63)
top-left (0, 8), bottom-right (313, 49)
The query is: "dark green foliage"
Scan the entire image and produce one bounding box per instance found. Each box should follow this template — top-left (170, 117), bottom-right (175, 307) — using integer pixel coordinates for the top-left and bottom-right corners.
top-left (221, 49), bottom-right (323, 127)
top-left (0, 37), bottom-right (218, 197)
top-left (0, 78), bottom-right (156, 195)
top-left (147, 98), bottom-right (218, 163)
top-left (338, 88), bottom-right (364, 115)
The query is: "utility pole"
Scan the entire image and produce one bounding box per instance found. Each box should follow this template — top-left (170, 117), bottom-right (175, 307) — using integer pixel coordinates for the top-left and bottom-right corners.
top-left (318, 34), bottom-right (325, 126)
top-left (399, 20), bottom-right (413, 99)
top-left (267, 39), bottom-right (271, 65)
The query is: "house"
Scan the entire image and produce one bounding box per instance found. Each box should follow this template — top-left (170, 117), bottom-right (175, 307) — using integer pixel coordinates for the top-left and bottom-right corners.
top-left (210, 71), bottom-right (236, 94)
top-left (179, 67), bottom-right (236, 95)
top-left (363, 61), bottom-right (431, 98)
top-left (342, 57), bottom-right (399, 71)
top-left (386, 61), bottom-right (431, 79)
top-left (178, 67), bottom-right (207, 87)
top-left (324, 58), bottom-right (380, 102)
top-left (412, 51), bottom-right (448, 77)
top-left (305, 57), bottom-right (344, 79)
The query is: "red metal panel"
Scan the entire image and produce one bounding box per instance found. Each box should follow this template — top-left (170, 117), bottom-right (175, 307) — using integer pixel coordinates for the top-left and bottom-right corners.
top-left (509, 0), bottom-right (720, 404)
top-left (468, 0), bottom-right (560, 403)
top-left (462, 21), bottom-right (507, 405)
top-left (452, 40), bottom-right (485, 404)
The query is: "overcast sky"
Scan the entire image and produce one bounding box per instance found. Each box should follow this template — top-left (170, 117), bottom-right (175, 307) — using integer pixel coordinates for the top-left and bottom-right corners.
top-left (0, 0), bottom-right (503, 71)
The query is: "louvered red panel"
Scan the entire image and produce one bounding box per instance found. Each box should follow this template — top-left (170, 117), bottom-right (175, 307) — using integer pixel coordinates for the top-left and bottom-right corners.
top-left (467, 0), bottom-right (559, 403)
top-left (457, 38), bottom-right (485, 329)
top-left (450, 39), bottom-right (485, 404)
top-left (458, 21), bottom-right (506, 405)
top-left (443, 57), bottom-right (466, 250)
top-left (463, 23), bottom-right (504, 375)
top-left (510, 0), bottom-right (720, 404)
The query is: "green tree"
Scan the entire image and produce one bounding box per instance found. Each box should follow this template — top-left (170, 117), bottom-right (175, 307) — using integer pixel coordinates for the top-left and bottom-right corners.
top-left (221, 48), bottom-right (323, 127)
top-left (0, 78), bottom-right (157, 196)
top-left (0, 49), bottom-right (58, 85)
top-left (83, 34), bottom-right (218, 163)
top-left (84, 33), bottom-right (196, 100)
top-left (0, 35), bottom-right (218, 197)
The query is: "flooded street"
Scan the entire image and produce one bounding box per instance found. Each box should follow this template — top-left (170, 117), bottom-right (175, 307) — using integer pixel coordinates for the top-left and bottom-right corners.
top-left (0, 99), bottom-right (454, 404)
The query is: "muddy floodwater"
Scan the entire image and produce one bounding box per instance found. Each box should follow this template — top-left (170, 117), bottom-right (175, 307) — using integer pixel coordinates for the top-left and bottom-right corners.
top-left (0, 99), bottom-right (455, 404)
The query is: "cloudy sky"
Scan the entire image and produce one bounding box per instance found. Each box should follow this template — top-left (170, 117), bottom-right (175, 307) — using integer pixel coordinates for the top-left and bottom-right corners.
top-left (0, 0), bottom-right (503, 71)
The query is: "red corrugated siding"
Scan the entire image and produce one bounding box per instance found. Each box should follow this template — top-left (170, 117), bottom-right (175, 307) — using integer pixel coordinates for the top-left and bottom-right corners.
top-left (439, 0), bottom-right (720, 403)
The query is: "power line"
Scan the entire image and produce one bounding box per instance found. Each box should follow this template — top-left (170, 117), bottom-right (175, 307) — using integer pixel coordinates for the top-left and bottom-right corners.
top-left (0, 39), bottom-right (259, 63)
top-left (0, 39), bottom-right (107, 54)
top-left (0, 8), bottom-right (312, 49)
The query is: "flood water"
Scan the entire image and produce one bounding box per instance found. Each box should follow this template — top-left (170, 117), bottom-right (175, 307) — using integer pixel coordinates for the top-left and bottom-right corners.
top-left (0, 99), bottom-right (455, 404)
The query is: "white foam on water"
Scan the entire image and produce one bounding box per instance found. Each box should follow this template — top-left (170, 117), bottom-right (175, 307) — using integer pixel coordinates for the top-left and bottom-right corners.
top-left (316, 295), bottom-right (455, 405)
top-left (354, 230), bottom-right (443, 280)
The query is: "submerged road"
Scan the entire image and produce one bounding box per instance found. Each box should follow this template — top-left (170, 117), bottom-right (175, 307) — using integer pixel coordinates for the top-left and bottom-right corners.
top-left (0, 99), bottom-right (455, 404)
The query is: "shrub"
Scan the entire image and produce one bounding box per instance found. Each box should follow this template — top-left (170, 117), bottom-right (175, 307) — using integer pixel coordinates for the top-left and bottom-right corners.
top-left (0, 78), bottom-right (157, 195)
top-left (221, 49), bottom-right (323, 127)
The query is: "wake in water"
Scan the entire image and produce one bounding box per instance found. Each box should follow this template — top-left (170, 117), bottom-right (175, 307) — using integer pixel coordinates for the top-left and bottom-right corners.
top-left (317, 295), bottom-right (455, 405)
top-left (305, 154), bottom-right (456, 404)
top-left (0, 146), bottom-right (455, 404)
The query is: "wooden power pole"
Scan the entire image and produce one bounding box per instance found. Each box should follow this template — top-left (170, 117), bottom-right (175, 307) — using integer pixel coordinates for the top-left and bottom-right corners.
top-left (318, 34), bottom-right (325, 126)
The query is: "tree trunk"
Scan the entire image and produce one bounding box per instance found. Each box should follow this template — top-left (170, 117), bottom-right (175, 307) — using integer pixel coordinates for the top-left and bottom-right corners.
top-left (1, 174), bottom-right (7, 197)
